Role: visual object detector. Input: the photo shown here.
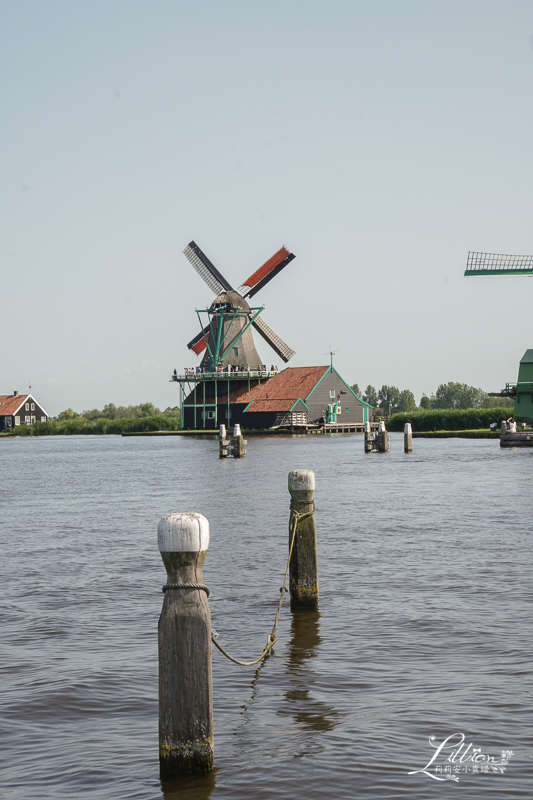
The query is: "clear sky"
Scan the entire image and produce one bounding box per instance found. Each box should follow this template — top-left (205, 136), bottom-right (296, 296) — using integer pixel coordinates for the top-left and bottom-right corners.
top-left (3, 0), bottom-right (533, 415)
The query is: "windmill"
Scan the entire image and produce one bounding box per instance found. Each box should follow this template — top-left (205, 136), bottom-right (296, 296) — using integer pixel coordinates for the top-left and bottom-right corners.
top-left (464, 250), bottom-right (533, 418)
top-left (183, 241), bottom-right (296, 370)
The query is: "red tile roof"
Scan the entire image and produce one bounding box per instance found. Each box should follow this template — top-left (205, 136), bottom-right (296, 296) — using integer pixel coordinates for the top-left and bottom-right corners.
top-left (241, 366), bottom-right (328, 413)
top-left (0, 395), bottom-right (29, 415)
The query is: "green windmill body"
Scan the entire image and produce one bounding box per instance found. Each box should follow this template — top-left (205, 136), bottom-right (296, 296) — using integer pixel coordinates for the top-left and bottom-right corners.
top-left (465, 251), bottom-right (533, 420)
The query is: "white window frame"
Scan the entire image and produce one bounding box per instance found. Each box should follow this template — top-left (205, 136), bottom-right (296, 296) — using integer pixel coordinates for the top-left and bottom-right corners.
top-left (25, 416), bottom-right (30, 424)
top-left (25, 403), bottom-right (30, 411)
top-left (31, 403), bottom-right (35, 410)
top-left (14, 416), bottom-right (20, 426)
top-left (41, 416), bottom-right (46, 422)
top-left (330, 390), bottom-right (335, 398)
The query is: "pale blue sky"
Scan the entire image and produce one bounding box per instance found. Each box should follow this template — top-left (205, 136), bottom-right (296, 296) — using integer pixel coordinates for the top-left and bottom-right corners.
top-left (3, 1), bottom-right (533, 414)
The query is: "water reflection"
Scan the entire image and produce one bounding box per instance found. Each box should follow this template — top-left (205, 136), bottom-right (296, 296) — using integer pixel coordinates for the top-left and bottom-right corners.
top-left (160, 767), bottom-right (218, 800)
top-left (278, 610), bottom-right (342, 733)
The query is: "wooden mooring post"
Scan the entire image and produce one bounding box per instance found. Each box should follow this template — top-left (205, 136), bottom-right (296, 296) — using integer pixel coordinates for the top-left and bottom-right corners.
top-left (158, 513), bottom-right (213, 778)
top-left (219, 424), bottom-right (229, 458)
top-left (288, 469), bottom-right (318, 611)
top-left (376, 420), bottom-right (391, 452)
top-left (404, 422), bottom-right (412, 453)
top-left (231, 423), bottom-right (247, 458)
top-left (364, 420), bottom-right (375, 453)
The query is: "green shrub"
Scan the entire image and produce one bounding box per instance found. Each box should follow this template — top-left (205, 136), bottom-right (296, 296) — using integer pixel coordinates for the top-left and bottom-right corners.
top-left (12, 415), bottom-right (181, 436)
top-left (386, 408), bottom-right (512, 432)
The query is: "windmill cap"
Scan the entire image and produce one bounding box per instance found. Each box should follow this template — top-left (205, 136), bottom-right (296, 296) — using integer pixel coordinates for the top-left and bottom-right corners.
top-left (288, 469), bottom-right (316, 492)
top-left (158, 513), bottom-right (210, 553)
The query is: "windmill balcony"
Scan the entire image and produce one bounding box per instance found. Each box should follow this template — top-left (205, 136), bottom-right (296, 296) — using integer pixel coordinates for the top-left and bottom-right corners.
top-left (171, 368), bottom-right (279, 382)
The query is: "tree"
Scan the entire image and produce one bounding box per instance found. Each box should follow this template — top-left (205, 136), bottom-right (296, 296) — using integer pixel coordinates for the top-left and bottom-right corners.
top-left (57, 408), bottom-right (80, 420)
top-left (420, 394), bottom-right (431, 410)
top-left (363, 385), bottom-right (379, 408)
top-left (378, 385), bottom-right (400, 413)
top-left (350, 383), bottom-right (361, 397)
top-left (481, 395), bottom-right (514, 409)
top-left (102, 403), bottom-right (117, 419)
top-left (434, 382), bottom-right (487, 410)
top-left (138, 402), bottom-right (160, 417)
top-left (397, 389), bottom-right (416, 412)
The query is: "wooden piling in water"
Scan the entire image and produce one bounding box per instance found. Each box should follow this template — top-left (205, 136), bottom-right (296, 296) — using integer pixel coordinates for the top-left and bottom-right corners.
top-left (158, 513), bottom-right (214, 777)
top-left (364, 420), bottom-right (374, 453)
top-left (404, 422), bottom-right (412, 453)
top-left (231, 423), bottom-right (247, 458)
top-left (288, 469), bottom-right (318, 611)
top-left (219, 424), bottom-right (229, 458)
top-left (377, 420), bottom-right (390, 452)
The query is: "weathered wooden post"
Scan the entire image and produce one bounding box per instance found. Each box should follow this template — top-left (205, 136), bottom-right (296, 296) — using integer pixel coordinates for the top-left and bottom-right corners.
top-left (364, 420), bottom-right (373, 453)
top-left (377, 420), bottom-right (390, 452)
top-left (404, 422), bottom-right (412, 453)
top-left (158, 513), bottom-right (213, 778)
top-left (231, 423), bottom-right (247, 458)
top-left (219, 424), bottom-right (229, 458)
top-left (288, 469), bottom-right (318, 611)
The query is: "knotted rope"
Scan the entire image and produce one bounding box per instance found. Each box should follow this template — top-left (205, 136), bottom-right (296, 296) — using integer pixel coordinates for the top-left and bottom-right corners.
top-left (211, 506), bottom-right (315, 667)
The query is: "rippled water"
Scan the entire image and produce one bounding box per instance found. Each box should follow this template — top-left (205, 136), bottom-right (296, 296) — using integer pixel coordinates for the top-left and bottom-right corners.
top-left (1, 433), bottom-right (532, 798)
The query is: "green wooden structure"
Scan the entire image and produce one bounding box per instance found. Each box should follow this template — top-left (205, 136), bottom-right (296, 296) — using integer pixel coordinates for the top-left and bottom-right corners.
top-left (465, 250), bottom-right (533, 417)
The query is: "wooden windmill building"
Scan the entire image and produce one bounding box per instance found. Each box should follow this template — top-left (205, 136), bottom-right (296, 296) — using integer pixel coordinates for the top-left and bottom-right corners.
top-left (172, 240), bottom-right (373, 430)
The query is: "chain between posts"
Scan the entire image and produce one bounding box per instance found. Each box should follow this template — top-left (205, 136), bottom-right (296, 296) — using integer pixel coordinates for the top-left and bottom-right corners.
top-left (210, 507), bottom-right (315, 667)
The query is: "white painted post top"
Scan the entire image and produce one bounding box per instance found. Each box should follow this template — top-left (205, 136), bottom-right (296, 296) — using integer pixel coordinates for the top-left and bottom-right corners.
top-left (364, 421), bottom-right (370, 433)
top-left (501, 421), bottom-right (506, 434)
top-left (404, 423), bottom-right (412, 434)
top-left (233, 424), bottom-right (241, 437)
top-left (288, 469), bottom-right (316, 492)
top-left (158, 513), bottom-right (210, 553)
top-left (378, 421), bottom-right (386, 432)
top-left (219, 424), bottom-right (226, 439)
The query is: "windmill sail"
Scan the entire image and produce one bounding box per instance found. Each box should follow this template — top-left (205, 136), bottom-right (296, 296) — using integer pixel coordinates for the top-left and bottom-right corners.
top-left (187, 325), bottom-right (211, 355)
top-left (465, 251), bottom-right (533, 276)
top-left (251, 316), bottom-right (295, 363)
top-left (183, 241), bottom-right (234, 294)
top-left (237, 247), bottom-right (295, 298)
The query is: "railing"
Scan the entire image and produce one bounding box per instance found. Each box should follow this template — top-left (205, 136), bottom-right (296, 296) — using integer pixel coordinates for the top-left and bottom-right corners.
top-left (505, 382), bottom-right (533, 393)
top-left (172, 370), bottom-right (279, 381)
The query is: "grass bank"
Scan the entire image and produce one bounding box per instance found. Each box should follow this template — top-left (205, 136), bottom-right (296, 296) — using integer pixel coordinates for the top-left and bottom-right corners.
top-left (386, 408), bottom-right (512, 432)
top-left (11, 415), bottom-right (181, 436)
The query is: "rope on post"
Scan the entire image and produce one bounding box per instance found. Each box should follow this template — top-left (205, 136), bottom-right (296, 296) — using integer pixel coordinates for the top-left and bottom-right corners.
top-left (211, 508), bottom-right (314, 667)
top-left (162, 582), bottom-right (210, 596)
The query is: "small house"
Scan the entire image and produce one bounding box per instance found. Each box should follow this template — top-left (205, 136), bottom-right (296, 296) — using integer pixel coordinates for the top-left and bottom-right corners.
top-left (0, 392), bottom-right (49, 431)
top-left (236, 365), bottom-right (372, 428)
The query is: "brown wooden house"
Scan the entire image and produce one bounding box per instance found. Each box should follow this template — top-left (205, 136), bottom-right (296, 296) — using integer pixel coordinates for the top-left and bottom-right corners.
top-left (0, 392), bottom-right (49, 431)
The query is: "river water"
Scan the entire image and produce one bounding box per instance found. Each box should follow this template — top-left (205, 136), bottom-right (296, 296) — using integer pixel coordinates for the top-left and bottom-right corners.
top-left (1, 433), bottom-right (531, 799)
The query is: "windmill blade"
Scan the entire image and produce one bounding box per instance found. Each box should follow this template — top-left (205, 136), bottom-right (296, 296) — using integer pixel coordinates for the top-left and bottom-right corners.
top-left (183, 241), bottom-right (234, 295)
top-left (465, 251), bottom-right (533, 276)
top-left (187, 325), bottom-right (211, 355)
top-left (252, 316), bottom-right (295, 363)
top-left (237, 246), bottom-right (295, 298)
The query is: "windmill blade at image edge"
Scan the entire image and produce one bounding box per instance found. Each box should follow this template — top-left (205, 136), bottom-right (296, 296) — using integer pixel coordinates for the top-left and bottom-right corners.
top-left (465, 251), bottom-right (533, 276)
top-left (252, 316), bottom-right (295, 363)
top-left (237, 246), bottom-right (295, 298)
top-left (183, 241), bottom-right (234, 295)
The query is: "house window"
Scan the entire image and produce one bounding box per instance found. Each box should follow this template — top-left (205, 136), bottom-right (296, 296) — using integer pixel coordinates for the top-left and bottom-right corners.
top-left (233, 347), bottom-right (238, 356)
top-left (345, 408), bottom-right (349, 413)
top-left (25, 403), bottom-right (29, 410)
top-left (330, 390), bottom-right (335, 398)
top-left (208, 411), bottom-right (215, 419)
top-left (14, 416), bottom-right (20, 426)
top-left (31, 403), bottom-right (35, 410)
top-left (25, 416), bottom-right (30, 423)
top-left (41, 416), bottom-right (46, 422)
top-left (31, 416), bottom-right (36, 424)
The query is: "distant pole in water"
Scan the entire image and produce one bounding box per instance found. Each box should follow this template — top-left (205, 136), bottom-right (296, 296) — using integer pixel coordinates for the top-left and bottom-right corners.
top-left (219, 424), bottom-right (229, 458)
top-left (288, 470), bottom-right (318, 611)
top-left (404, 422), bottom-right (412, 453)
top-left (158, 513), bottom-right (213, 777)
top-left (364, 420), bottom-right (374, 453)
top-left (231, 423), bottom-right (247, 458)
top-left (377, 420), bottom-right (390, 452)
